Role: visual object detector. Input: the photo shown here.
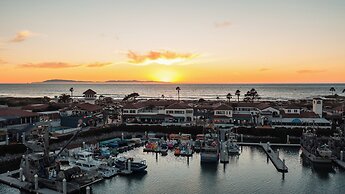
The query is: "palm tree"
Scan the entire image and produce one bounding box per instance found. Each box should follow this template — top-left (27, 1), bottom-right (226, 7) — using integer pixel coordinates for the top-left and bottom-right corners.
top-left (176, 86), bottom-right (181, 101)
top-left (123, 92), bottom-right (140, 101)
top-left (226, 93), bottom-right (232, 104)
top-left (69, 87), bottom-right (74, 98)
top-left (235, 90), bottom-right (241, 102)
top-left (330, 87), bottom-right (336, 95)
top-left (245, 88), bottom-right (259, 102)
top-left (58, 93), bottom-right (71, 103)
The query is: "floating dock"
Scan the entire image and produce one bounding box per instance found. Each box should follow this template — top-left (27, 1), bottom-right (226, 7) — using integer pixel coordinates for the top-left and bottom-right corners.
top-left (261, 143), bottom-right (288, 173)
top-left (0, 170), bottom-right (60, 194)
top-left (237, 142), bottom-right (290, 172)
top-left (238, 142), bottom-right (300, 147)
top-left (333, 159), bottom-right (345, 169)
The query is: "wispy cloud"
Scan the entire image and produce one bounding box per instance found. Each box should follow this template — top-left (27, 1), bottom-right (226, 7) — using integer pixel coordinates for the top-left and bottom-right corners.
top-left (297, 69), bottom-right (326, 74)
top-left (259, 68), bottom-right (270, 72)
top-left (10, 30), bottom-right (36, 43)
top-left (86, 62), bottom-right (112, 67)
top-left (0, 58), bottom-right (7, 65)
top-left (18, 62), bottom-right (80, 69)
top-left (214, 21), bottom-right (232, 28)
top-left (127, 50), bottom-right (197, 65)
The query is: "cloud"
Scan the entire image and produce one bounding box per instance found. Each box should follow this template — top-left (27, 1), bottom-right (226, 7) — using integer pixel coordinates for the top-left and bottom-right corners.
top-left (127, 50), bottom-right (197, 65)
top-left (0, 58), bottom-right (7, 65)
top-left (259, 68), bottom-right (270, 72)
top-left (19, 62), bottom-right (81, 69)
top-left (214, 21), bottom-right (232, 28)
top-left (297, 69), bottom-right (326, 74)
top-left (10, 30), bottom-right (35, 42)
top-left (86, 62), bottom-right (112, 67)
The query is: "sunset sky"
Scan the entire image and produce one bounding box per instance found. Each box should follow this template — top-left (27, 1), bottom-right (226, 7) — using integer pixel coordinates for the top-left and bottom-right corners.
top-left (1, 0), bottom-right (345, 83)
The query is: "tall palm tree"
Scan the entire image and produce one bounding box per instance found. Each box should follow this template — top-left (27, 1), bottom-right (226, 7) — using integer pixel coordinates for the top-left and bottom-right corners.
top-left (176, 86), bottom-right (181, 101)
top-left (235, 90), bottom-right (241, 102)
top-left (69, 87), bottom-right (74, 98)
top-left (226, 93), bottom-right (232, 104)
top-left (330, 87), bottom-right (336, 95)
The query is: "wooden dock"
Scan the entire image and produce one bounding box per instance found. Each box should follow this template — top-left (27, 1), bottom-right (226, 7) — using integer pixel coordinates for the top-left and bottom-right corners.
top-left (237, 142), bottom-right (290, 172)
top-left (261, 143), bottom-right (288, 172)
top-left (333, 159), bottom-right (345, 170)
top-left (238, 142), bottom-right (300, 147)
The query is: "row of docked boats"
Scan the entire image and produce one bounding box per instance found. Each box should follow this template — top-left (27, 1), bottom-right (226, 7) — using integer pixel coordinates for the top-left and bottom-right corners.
top-left (142, 131), bottom-right (241, 163)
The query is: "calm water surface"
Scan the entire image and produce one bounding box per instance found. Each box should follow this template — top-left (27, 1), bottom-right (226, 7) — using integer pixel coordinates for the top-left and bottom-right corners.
top-left (1, 146), bottom-right (344, 194)
top-left (1, 83), bottom-right (345, 100)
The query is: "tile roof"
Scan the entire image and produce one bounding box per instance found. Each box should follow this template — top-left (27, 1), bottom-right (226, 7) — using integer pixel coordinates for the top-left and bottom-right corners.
top-left (76, 103), bottom-right (102, 112)
top-left (166, 102), bottom-right (192, 109)
top-left (83, 89), bottom-right (97, 95)
top-left (214, 104), bottom-right (232, 110)
top-left (0, 108), bottom-right (38, 117)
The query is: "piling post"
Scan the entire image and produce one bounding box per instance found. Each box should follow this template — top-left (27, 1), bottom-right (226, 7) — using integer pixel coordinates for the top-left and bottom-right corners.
top-left (128, 159), bottom-right (132, 172)
top-left (241, 134), bottom-right (243, 142)
top-left (121, 132), bottom-right (124, 140)
top-left (287, 135), bottom-right (290, 144)
top-left (63, 178), bottom-right (67, 194)
top-left (19, 168), bottom-right (23, 182)
top-left (22, 132), bottom-right (25, 144)
top-left (341, 151), bottom-right (344, 161)
top-left (86, 186), bottom-right (91, 194)
top-left (277, 149), bottom-right (279, 158)
top-left (5, 133), bottom-right (9, 145)
top-left (34, 174), bottom-right (38, 190)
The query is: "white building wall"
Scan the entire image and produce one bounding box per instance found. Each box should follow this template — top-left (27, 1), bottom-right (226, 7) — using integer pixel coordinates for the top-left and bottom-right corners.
top-left (313, 99), bottom-right (323, 117)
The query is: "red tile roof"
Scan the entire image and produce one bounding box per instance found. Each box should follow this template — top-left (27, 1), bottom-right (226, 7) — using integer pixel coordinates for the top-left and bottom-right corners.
top-left (0, 108), bottom-right (38, 117)
top-left (76, 103), bottom-right (101, 112)
top-left (22, 104), bottom-right (49, 111)
top-left (214, 104), bottom-right (232, 110)
top-left (166, 102), bottom-right (192, 109)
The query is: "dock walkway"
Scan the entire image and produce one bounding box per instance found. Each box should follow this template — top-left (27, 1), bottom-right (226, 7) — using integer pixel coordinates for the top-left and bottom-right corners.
top-left (261, 143), bottom-right (288, 172)
top-left (237, 142), bottom-right (290, 172)
top-left (333, 159), bottom-right (345, 169)
top-left (238, 142), bottom-right (300, 147)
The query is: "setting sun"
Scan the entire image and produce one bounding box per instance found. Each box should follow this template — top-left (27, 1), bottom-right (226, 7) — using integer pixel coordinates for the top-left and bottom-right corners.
top-left (151, 70), bottom-right (179, 83)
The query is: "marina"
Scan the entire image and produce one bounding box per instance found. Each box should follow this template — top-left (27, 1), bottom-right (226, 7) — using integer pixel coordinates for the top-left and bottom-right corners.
top-left (3, 145), bottom-right (345, 194)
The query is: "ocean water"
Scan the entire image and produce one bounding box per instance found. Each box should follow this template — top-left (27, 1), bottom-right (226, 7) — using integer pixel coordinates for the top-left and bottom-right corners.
top-left (0, 83), bottom-right (345, 101)
top-left (1, 146), bottom-right (345, 194)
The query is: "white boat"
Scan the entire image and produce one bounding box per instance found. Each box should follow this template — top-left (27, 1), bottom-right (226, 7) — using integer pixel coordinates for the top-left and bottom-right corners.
top-left (317, 144), bottom-right (332, 158)
top-left (227, 133), bottom-right (240, 154)
top-left (72, 151), bottom-right (118, 178)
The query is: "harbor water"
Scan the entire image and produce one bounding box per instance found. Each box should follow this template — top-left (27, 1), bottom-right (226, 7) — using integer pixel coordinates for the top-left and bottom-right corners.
top-left (1, 146), bottom-right (344, 194)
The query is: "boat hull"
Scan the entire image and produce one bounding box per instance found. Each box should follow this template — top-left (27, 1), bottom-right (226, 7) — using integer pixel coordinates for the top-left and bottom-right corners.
top-left (301, 146), bottom-right (333, 164)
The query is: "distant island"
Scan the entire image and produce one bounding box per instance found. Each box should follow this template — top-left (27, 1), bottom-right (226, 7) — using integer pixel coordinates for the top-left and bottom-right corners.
top-left (34, 79), bottom-right (169, 84)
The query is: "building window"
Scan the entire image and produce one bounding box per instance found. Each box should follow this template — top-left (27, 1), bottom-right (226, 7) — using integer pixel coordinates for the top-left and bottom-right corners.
top-left (129, 110), bottom-right (136, 114)
top-left (294, 110), bottom-right (298, 113)
top-left (186, 110), bottom-right (193, 114)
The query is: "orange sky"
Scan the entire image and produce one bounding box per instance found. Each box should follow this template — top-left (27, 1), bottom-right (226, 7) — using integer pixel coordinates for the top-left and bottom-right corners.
top-left (1, 0), bottom-right (345, 83)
